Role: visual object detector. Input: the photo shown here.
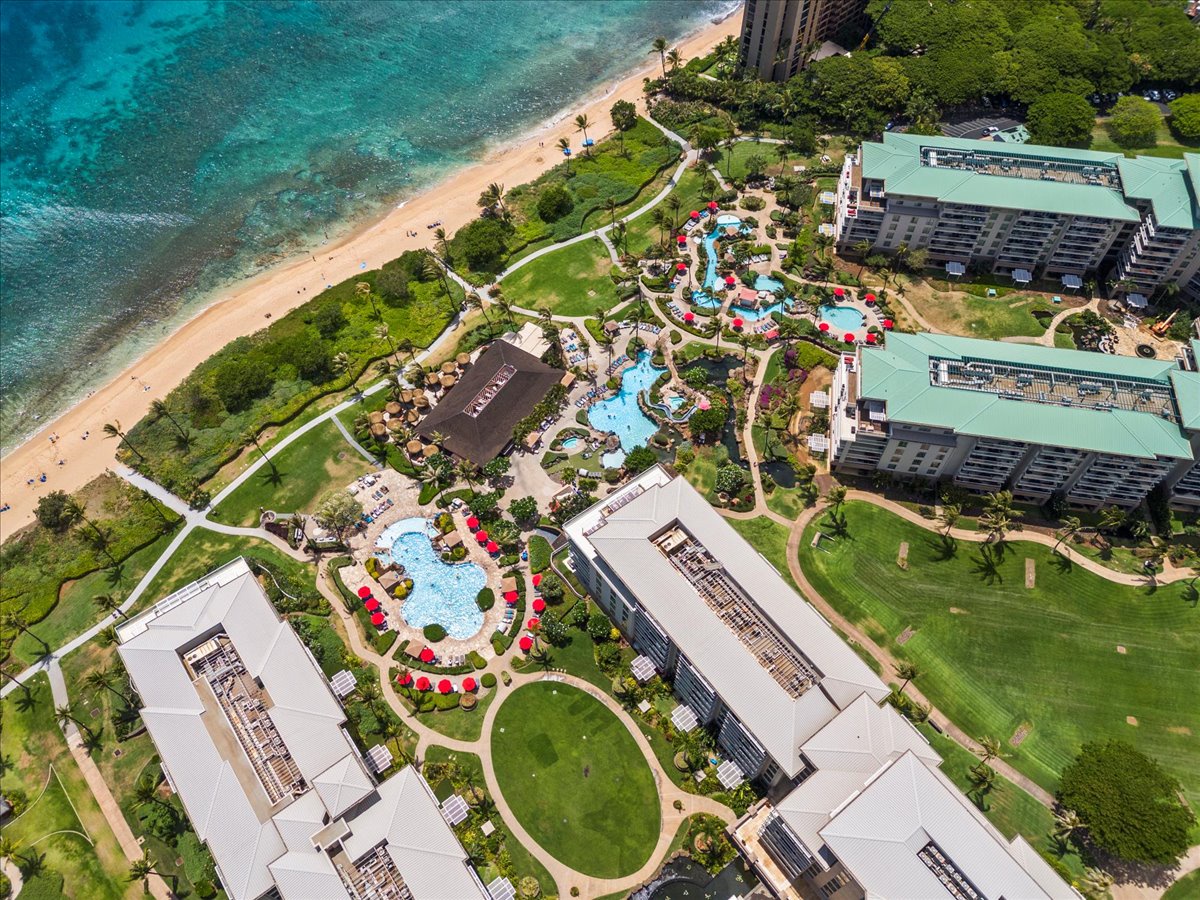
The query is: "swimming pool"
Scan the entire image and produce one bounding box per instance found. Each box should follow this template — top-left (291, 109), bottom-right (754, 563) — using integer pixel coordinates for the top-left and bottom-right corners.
top-left (375, 517), bottom-right (485, 639)
top-left (755, 275), bottom-right (785, 294)
top-left (701, 216), bottom-right (746, 291)
top-left (588, 351), bottom-right (666, 452)
top-left (819, 304), bottom-right (866, 332)
top-left (560, 436), bottom-right (580, 450)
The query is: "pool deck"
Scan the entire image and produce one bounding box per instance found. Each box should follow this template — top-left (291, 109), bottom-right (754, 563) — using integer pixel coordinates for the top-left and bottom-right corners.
top-left (341, 469), bottom-right (508, 659)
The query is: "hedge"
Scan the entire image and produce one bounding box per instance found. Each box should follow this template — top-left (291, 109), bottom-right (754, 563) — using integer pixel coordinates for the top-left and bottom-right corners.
top-left (468, 651), bottom-right (487, 670)
top-left (481, 673), bottom-right (498, 688)
top-left (477, 588), bottom-right (495, 611)
top-left (423, 623), bottom-right (447, 642)
top-left (375, 631), bottom-right (398, 655)
top-left (528, 535), bottom-right (552, 574)
top-left (418, 481), bottom-right (441, 505)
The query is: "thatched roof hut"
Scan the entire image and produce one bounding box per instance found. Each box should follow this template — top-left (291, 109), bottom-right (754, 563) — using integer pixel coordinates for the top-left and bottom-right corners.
top-left (385, 401), bottom-right (402, 416)
top-left (400, 390), bottom-right (413, 404)
top-left (406, 440), bottom-right (423, 455)
top-left (440, 374), bottom-right (456, 389)
top-left (414, 395), bottom-right (430, 409)
top-left (441, 361), bottom-right (457, 375)
top-left (387, 419), bottom-right (405, 433)
top-left (442, 531), bottom-right (463, 549)
top-left (369, 423), bottom-right (388, 440)
top-left (379, 571), bottom-right (400, 593)
top-left (368, 411), bottom-right (385, 425)
top-left (406, 409), bottom-right (421, 424)
top-left (425, 372), bottom-right (440, 387)
top-left (456, 352), bottom-right (471, 367)
top-left (422, 445), bottom-right (438, 458)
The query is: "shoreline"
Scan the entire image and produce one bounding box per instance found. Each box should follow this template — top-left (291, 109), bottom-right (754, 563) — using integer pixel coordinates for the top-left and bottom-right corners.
top-left (0, 12), bottom-right (740, 541)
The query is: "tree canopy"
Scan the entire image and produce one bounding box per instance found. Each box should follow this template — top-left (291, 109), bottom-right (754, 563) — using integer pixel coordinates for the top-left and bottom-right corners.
top-left (1168, 93), bottom-right (1200, 141)
top-left (1057, 740), bottom-right (1194, 864)
top-left (1106, 95), bottom-right (1162, 149)
top-left (1026, 92), bottom-right (1097, 147)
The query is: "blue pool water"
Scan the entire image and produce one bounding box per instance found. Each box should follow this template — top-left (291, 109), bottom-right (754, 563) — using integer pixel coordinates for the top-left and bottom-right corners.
top-left (736, 302), bottom-right (784, 322)
top-left (692, 291), bottom-right (722, 309)
top-left (668, 396), bottom-right (685, 410)
top-left (589, 351), bottom-right (666, 452)
top-left (819, 304), bottom-right (866, 332)
top-left (560, 436), bottom-right (580, 450)
top-left (755, 275), bottom-right (785, 294)
top-left (601, 449), bottom-right (626, 469)
top-left (701, 217), bottom-right (742, 290)
top-left (375, 517), bottom-right (485, 639)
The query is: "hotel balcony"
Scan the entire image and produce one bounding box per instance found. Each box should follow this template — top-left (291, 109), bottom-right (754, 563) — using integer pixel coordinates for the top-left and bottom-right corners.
top-left (732, 803), bottom-right (812, 900)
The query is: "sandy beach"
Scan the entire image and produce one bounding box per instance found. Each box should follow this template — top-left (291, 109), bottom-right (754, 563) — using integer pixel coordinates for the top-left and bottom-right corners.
top-left (0, 14), bottom-right (739, 540)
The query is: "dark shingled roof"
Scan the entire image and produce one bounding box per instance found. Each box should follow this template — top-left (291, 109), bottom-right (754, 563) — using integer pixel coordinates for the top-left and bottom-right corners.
top-left (417, 342), bottom-right (562, 466)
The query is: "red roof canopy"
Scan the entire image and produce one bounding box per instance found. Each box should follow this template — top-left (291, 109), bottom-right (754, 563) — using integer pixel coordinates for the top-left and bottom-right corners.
top-left (438, 679), bottom-right (453, 694)
top-left (486, 541), bottom-right (499, 554)
top-left (364, 598), bottom-right (380, 612)
top-left (466, 516), bottom-right (479, 530)
top-left (416, 676), bottom-right (431, 691)
top-left (765, 329), bottom-right (779, 340)
top-left (519, 636), bottom-right (533, 652)
top-left (532, 598), bottom-right (546, 613)
top-left (527, 617), bottom-right (540, 629)
top-left (843, 333), bottom-right (855, 343)
top-left (357, 586), bottom-right (372, 599)
top-left (708, 201), bottom-right (718, 209)
top-left (370, 612), bottom-right (385, 626)
top-left (419, 647), bottom-right (435, 663)
top-left (503, 590), bottom-right (519, 603)
top-left (677, 235), bottom-right (687, 244)
top-left (818, 321), bottom-right (830, 332)
top-left (676, 262), bottom-right (687, 271)
top-left (683, 312), bottom-right (695, 322)
top-left (531, 573), bottom-right (542, 587)
top-left (463, 677), bottom-right (477, 692)
top-left (724, 275), bottom-right (736, 285)
top-left (864, 293), bottom-right (876, 302)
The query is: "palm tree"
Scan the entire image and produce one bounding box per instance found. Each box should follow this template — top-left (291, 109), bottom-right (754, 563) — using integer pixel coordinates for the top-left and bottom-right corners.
top-left (574, 114), bottom-right (593, 155)
top-left (1, 611), bottom-right (49, 656)
top-left (557, 137), bottom-right (571, 171)
top-left (85, 666), bottom-right (127, 704)
top-left (422, 251), bottom-right (455, 310)
top-left (977, 736), bottom-right (1003, 764)
top-left (93, 594), bottom-right (127, 620)
top-left (981, 490), bottom-right (1018, 543)
top-left (1098, 505), bottom-right (1126, 534)
top-left (939, 502), bottom-right (961, 536)
top-left (968, 761), bottom-right (996, 797)
top-left (827, 485), bottom-right (847, 515)
top-left (382, 717), bottom-right (411, 768)
top-left (242, 429), bottom-right (277, 475)
top-left (895, 661), bottom-right (920, 693)
top-left (612, 220), bottom-right (628, 257)
top-left (466, 292), bottom-right (492, 327)
top-left (433, 226), bottom-right (450, 262)
top-left (739, 335), bottom-right (751, 384)
top-left (666, 195), bottom-right (683, 233)
top-left (102, 420), bottom-right (145, 462)
top-left (604, 197), bottom-right (619, 229)
top-left (1080, 868), bottom-right (1113, 899)
top-left (456, 460), bottom-right (478, 492)
top-left (650, 36), bottom-right (668, 76)
top-left (853, 239), bottom-right (873, 275)
top-left (149, 399), bottom-right (190, 449)
top-left (651, 207), bottom-right (669, 249)
top-left (375, 323), bottom-right (397, 360)
top-left (55, 703), bottom-right (93, 740)
top-left (356, 280), bottom-right (380, 320)
top-left (1052, 808), bottom-right (1082, 845)
top-left (0, 835), bottom-right (20, 862)
top-left (1054, 516), bottom-right (1082, 553)
top-left (332, 351), bottom-right (351, 375)
top-left (127, 853), bottom-right (162, 893)
top-left (666, 48), bottom-right (682, 71)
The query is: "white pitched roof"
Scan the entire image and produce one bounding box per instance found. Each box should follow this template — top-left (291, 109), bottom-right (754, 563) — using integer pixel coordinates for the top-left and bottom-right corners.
top-left (575, 470), bottom-right (888, 777)
top-left (312, 753), bottom-right (375, 819)
top-left (820, 753), bottom-right (1077, 900)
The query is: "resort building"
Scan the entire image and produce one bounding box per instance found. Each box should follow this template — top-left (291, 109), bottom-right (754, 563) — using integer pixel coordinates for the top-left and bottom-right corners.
top-left (733, 695), bottom-right (1078, 900)
top-left (829, 332), bottom-right (1200, 510)
top-left (738, 0), bottom-right (868, 82)
top-left (417, 341), bottom-right (562, 467)
top-left (834, 133), bottom-right (1200, 299)
top-left (564, 466), bottom-right (891, 788)
top-left (117, 558), bottom-right (487, 900)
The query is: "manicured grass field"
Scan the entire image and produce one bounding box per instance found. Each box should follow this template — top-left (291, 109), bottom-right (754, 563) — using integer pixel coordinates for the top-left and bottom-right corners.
top-left (797, 501), bottom-right (1200, 804)
top-left (624, 167), bottom-right (709, 258)
top-left (0, 675), bottom-right (133, 899)
top-left (500, 237), bottom-right (623, 317)
top-left (1164, 870), bottom-right (1200, 900)
top-left (1090, 117), bottom-right (1199, 160)
top-left (727, 515), bottom-right (800, 592)
top-left (917, 291), bottom-right (1069, 340)
top-left (414, 686), bottom-right (498, 743)
top-left (490, 682), bottom-right (660, 878)
top-left (210, 420), bottom-right (374, 526)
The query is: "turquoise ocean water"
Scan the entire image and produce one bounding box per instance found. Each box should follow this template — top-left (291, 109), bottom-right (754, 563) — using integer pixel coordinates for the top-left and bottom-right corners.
top-left (0, 0), bottom-right (736, 451)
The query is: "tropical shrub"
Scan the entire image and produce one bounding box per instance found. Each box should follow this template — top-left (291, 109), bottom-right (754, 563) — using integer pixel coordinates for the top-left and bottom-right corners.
top-left (423, 623), bottom-right (447, 643)
top-left (476, 588), bottom-right (495, 611)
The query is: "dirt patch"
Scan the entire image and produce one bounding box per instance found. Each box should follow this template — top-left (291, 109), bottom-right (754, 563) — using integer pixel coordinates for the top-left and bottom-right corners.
top-left (897, 541), bottom-right (909, 570)
top-left (1167, 726), bottom-right (1192, 736)
top-left (1024, 558), bottom-right (1035, 589)
top-left (1116, 645), bottom-right (1127, 654)
top-left (1126, 716), bottom-right (1139, 726)
top-left (896, 627), bottom-right (915, 646)
top-left (1009, 723), bottom-right (1031, 747)
top-left (949, 607), bottom-right (968, 615)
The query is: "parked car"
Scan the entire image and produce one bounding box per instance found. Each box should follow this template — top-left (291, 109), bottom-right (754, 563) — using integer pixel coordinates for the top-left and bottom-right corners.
top-left (1164, 89), bottom-right (1178, 101)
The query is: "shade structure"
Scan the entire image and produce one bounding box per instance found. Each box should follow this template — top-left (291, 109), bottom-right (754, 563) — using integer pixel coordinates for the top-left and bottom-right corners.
top-left (364, 598), bottom-right (380, 612)
top-left (833, 287), bottom-right (845, 297)
top-left (475, 530), bottom-right (488, 543)
top-left (818, 321), bottom-right (830, 332)
top-left (689, 210), bottom-right (700, 219)
top-left (519, 636), bottom-right (533, 652)
top-left (462, 677), bottom-right (477, 692)
top-left (370, 612), bottom-right (385, 626)
top-left (503, 590), bottom-right (519, 604)
top-left (676, 235), bottom-right (687, 244)
top-left (531, 573), bottom-right (542, 587)
top-left (765, 329), bottom-right (779, 341)
top-left (864, 293), bottom-right (876, 303)
top-left (438, 679), bottom-right (453, 694)
top-left (882, 319), bottom-right (894, 329)
top-left (708, 201), bottom-right (718, 210)
top-left (676, 262), bottom-right (687, 271)
top-left (843, 333), bottom-right (855, 343)
top-left (486, 541), bottom-right (499, 554)
top-left (683, 312), bottom-right (695, 322)
top-left (532, 598), bottom-right (546, 613)
top-left (416, 676), bottom-right (431, 691)
top-left (466, 516), bottom-right (479, 530)
top-left (396, 671), bottom-right (413, 686)
top-left (732, 318), bottom-right (744, 329)
top-left (724, 275), bottom-right (736, 285)
top-left (419, 647), bottom-right (435, 663)
top-left (527, 617), bottom-right (540, 629)
top-left (866, 333), bottom-right (878, 344)
top-left (357, 586), bottom-right (372, 599)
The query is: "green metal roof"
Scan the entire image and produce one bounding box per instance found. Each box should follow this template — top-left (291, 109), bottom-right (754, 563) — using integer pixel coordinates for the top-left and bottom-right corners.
top-left (1116, 155), bottom-right (1199, 230)
top-left (1171, 370), bottom-right (1200, 431)
top-left (860, 133), bottom-right (1146, 222)
top-left (858, 333), bottom-right (1195, 460)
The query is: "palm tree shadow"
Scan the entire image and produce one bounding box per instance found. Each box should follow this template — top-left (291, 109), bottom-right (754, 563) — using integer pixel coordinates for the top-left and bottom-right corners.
top-left (260, 466), bottom-right (286, 489)
top-left (1050, 552), bottom-right (1073, 576)
top-left (105, 563), bottom-right (125, 586)
top-left (926, 533), bottom-right (958, 561)
top-left (971, 546), bottom-right (1003, 585)
top-left (1182, 583), bottom-right (1199, 608)
top-left (15, 690), bottom-right (37, 713)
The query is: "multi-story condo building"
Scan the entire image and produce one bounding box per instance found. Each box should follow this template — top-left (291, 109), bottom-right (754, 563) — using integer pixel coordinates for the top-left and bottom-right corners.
top-left (738, 0), bottom-right (867, 82)
top-left (829, 332), bottom-right (1200, 510)
top-left (834, 133), bottom-right (1200, 299)
top-left (565, 470), bottom-right (1076, 900)
top-left (117, 558), bottom-right (489, 900)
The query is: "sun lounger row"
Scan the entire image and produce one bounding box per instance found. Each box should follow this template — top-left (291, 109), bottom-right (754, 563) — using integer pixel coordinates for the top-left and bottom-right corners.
top-left (747, 254), bottom-right (770, 264)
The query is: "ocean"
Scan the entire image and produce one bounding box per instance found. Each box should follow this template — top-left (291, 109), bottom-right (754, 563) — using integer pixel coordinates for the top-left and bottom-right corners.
top-left (0, 0), bottom-right (737, 452)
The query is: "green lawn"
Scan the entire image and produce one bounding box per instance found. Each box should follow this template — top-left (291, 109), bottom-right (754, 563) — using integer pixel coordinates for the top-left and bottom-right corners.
top-left (1090, 117), bottom-right (1199, 160)
top-left (680, 446), bottom-right (720, 499)
top-left (210, 420), bottom-right (374, 526)
top-left (490, 682), bottom-right (660, 878)
top-left (0, 675), bottom-right (134, 899)
top-left (1164, 870), bottom-right (1200, 900)
top-left (797, 501), bottom-right (1200, 804)
top-left (414, 686), bottom-right (498, 742)
top-left (727, 516), bottom-right (799, 592)
top-left (500, 237), bottom-right (623, 317)
top-left (764, 484), bottom-right (810, 521)
top-left (624, 167), bottom-right (709, 258)
top-left (918, 291), bottom-right (1067, 340)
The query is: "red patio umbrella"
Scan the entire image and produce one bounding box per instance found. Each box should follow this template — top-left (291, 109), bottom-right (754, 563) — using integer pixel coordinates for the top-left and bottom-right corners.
top-left (683, 312), bottom-right (695, 322)
top-left (882, 319), bottom-right (894, 329)
top-left (676, 235), bottom-right (687, 245)
top-left (843, 333), bottom-right (855, 344)
top-left (416, 676), bottom-right (431, 692)
top-left (364, 597), bottom-right (380, 612)
top-left (527, 617), bottom-right (540, 629)
top-left (370, 612), bottom-right (385, 626)
top-left (438, 679), bottom-right (453, 694)
top-left (732, 317), bottom-right (744, 329)
top-left (420, 647), bottom-right (435, 663)
top-left (865, 333), bottom-right (878, 344)
top-left (463, 677), bottom-right (477, 692)
top-left (475, 529), bottom-right (488, 543)
top-left (503, 590), bottom-right (519, 604)
top-left (818, 321), bottom-right (830, 332)
top-left (676, 262), bottom-right (687, 271)
top-left (466, 516), bottom-right (479, 530)
top-left (689, 210), bottom-right (700, 219)
top-left (724, 275), bottom-right (736, 286)
top-left (531, 573), bottom-right (543, 588)
top-left (833, 287), bottom-right (845, 297)
top-left (864, 293), bottom-right (876, 304)
top-left (708, 201), bottom-right (718, 210)
top-left (357, 586), bottom-right (372, 599)
top-left (532, 598), bottom-right (546, 613)
top-left (519, 636), bottom-right (534, 652)
top-left (486, 540), bottom-right (499, 554)
top-left (396, 671), bottom-right (413, 686)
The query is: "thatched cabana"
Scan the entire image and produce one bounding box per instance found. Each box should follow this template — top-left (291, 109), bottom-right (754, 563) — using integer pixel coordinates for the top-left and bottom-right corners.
top-left (440, 374), bottom-right (456, 389)
top-left (406, 409), bottom-right (421, 424)
top-left (414, 395), bottom-right (430, 409)
top-left (440, 361), bottom-right (457, 375)
top-left (400, 390), bottom-right (413, 404)
top-left (369, 423), bottom-right (388, 441)
top-left (368, 411), bottom-right (385, 425)
top-left (456, 352), bottom-right (471, 368)
top-left (442, 531), bottom-right (463, 549)
top-left (385, 401), bottom-right (402, 416)
top-left (422, 445), bottom-right (438, 457)
top-left (501, 576), bottom-right (518, 594)
top-left (425, 372), bottom-right (440, 387)
top-left (387, 419), bottom-right (405, 433)
top-left (406, 440), bottom-right (423, 455)
top-left (379, 571), bottom-right (400, 593)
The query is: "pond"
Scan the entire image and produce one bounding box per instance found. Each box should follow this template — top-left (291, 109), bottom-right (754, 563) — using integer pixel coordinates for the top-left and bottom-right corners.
top-left (589, 351), bottom-right (666, 454)
top-left (681, 355), bottom-right (744, 467)
top-left (630, 858), bottom-right (757, 900)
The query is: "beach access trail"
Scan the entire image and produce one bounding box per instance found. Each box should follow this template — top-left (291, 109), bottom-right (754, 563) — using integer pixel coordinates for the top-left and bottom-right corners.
top-left (0, 13), bottom-right (740, 541)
